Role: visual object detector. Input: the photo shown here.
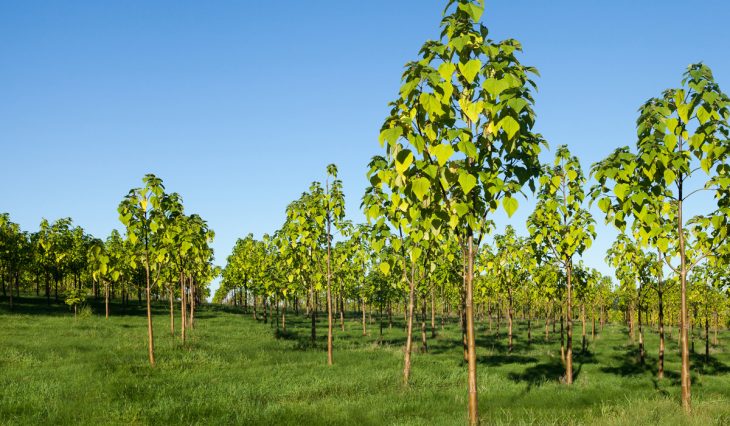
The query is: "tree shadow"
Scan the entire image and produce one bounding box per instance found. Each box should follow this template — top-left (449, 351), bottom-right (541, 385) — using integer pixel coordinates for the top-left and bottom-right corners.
top-left (507, 359), bottom-right (578, 390)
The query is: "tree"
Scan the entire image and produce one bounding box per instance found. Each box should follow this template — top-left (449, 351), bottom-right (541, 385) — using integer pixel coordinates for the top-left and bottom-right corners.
top-left (590, 63), bottom-right (730, 411)
top-left (118, 174), bottom-right (169, 367)
top-left (528, 145), bottom-right (596, 384)
top-left (372, 1), bottom-right (544, 421)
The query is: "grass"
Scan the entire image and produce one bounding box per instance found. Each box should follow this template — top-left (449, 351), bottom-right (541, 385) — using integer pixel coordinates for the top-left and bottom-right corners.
top-left (1, 297), bottom-right (729, 425)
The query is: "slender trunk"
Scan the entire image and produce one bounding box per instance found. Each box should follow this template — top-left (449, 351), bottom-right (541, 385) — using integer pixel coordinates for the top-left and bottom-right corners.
top-left (430, 288), bottom-right (436, 338)
top-left (545, 303), bottom-right (550, 341)
top-left (566, 261), bottom-right (573, 384)
top-left (581, 303), bottom-right (586, 353)
top-left (678, 187), bottom-right (691, 412)
top-left (560, 305), bottom-right (565, 364)
top-left (311, 286), bottom-right (317, 343)
top-left (326, 216), bottom-right (334, 366)
top-left (362, 299), bottom-right (367, 336)
top-left (169, 287), bottom-right (174, 337)
top-left (339, 294), bottom-right (344, 332)
top-left (403, 261), bottom-right (416, 385)
top-left (9, 272), bottom-right (13, 310)
top-left (638, 302), bottom-right (645, 365)
top-left (144, 254), bottom-right (155, 367)
top-left (527, 303), bottom-right (532, 345)
top-left (465, 233), bottom-right (479, 425)
top-left (507, 288), bottom-right (514, 353)
top-left (658, 286), bottom-right (665, 380)
top-left (705, 304), bottom-right (710, 363)
top-left (714, 310), bottom-right (719, 346)
top-left (282, 298), bottom-right (286, 333)
top-left (180, 272), bottom-right (187, 343)
top-left (105, 280), bottom-right (109, 319)
top-left (591, 307), bottom-right (596, 341)
top-left (420, 294), bottom-right (428, 353)
top-left (189, 277), bottom-right (195, 329)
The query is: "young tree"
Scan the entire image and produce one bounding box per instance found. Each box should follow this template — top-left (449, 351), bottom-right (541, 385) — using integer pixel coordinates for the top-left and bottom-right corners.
top-left (118, 174), bottom-right (169, 367)
top-left (590, 64), bottom-right (730, 411)
top-left (373, 2), bottom-right (543, 421)
top-left (528, 145), bottom-right (596, 384)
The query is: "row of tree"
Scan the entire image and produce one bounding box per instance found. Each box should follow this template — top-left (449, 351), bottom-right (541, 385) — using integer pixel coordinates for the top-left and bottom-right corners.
top-left (0, 174), bottom-right (218, 366)
top-left (217, 0), bottom-right (730, 423)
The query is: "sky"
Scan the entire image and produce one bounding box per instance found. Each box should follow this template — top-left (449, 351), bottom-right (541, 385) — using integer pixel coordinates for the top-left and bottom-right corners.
top-left (2, 0), bottom-right (729, 298)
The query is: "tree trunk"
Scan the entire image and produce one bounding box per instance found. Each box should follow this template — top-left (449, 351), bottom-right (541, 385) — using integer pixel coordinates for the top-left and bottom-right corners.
top-left (105, 281), bottom-right (110, 319)
top-left (507, 288), bottom-right (514, 353)
top-left (362, 299), bottom-right (367, 336)
top-left (705, 304), bottom-right (710, 363)
top-left (560, 305), bottom-right (565, 364)
top-left (311, 286), bottom-right (317, 343)
top-left (465, 233), bottom-right (479, 425)
top-left (678, 192), bottom-right (691, 412)
top-left (658, 286), bottom-right (665, 380)
top-left (181, 272), bottom-right (187, 343)
top-left (189, 277), bottom-right (195, 329)
top-left (144, 256), bottom-right (155, 367)
top-left (581, 303), bottom-right (586, 353)
top-left (326, 217), bottom-right (334, 366)
top-left (403, 261), bottom-right (416, 385)
top-left (169, 287), bottom-right (175, 337)
top-left (638, 302), bottom-right (645, 365)
top-left (565, 261), bottom-right (573, 384)
top-left (420, 294), bottom-right (428, 353)
top-left (430, 288), bottom-right (436, 338)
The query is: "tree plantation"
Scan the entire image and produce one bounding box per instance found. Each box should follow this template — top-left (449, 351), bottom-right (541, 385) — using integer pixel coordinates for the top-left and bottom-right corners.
top-left (2, 0), bottom-right (730, 424)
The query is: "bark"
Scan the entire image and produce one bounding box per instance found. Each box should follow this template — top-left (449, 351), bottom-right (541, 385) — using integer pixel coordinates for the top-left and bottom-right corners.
top-left (465, 233), bottom-right (478, 425)
top-left (560, 305), bottom-right (565, 364)
top-left (169, 287), bottom-right (175, 337)
top-left (282, 298), bottom-right (287, 333)
top-left (311, 286), bottom-right (317, 343)
top-left (181, 272), bottom-right (187, 343)
top-left (638, 302), bottom-right (645, 365)
top-left (566, 261), bottom-right (573, 384)
top-left (581, 303), bottom-right (586, 353)
top-left (403, 262), bottom-right (416, 385)
top-left (362, 299), bottom-right (367, 336)
top-left (420, 294), bottom-right (428, 353)
top-left (144, 255), bottom-right (155, 367)
top-left (339, 294), bottom-right (345, 332)
top-left (326, 215), bottom-right (334, 366)
top-left (658, 287), bottom-right (665, 379)
top-left (105, 280), bottom-right (110, 319)
top-left (430, 288), bottom-right (436, 338)
top-left (507, 288), bottom-right (514, 353)
top-left (672, 181), bottom-right (691, 412)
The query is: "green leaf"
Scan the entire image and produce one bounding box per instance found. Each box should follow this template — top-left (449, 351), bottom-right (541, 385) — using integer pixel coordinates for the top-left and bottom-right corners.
top-left (614, 183), bottom-right (629, 201)
top-left (379, 262), bottom-right (390, 276)
top-left (498, 116), bottom-right (520, 140)
top-left (438, 62), bottom-right (456, 81)
top-left (412, 177), bottom-right (430, 201)
top-left (379, 127), bottom-right (402, 147)
top-left (663, 169), bottom-right (676, 183)
top-left (458, 2), bottom-right (484, 21)
top-left (458, 59), bottom-right (482, 84)
top-left (395, 150), bottom-right (414, 174)
top-left (502, 196), bottom-right (518, 217)
top-left (458, 172), bottom-right (477, 195)
top-left (431, 144), bottom-right (454, 167)
top-left (597, 198), bottom-right (611, 213)
top-left (483, 78), bottom-right (509, 97)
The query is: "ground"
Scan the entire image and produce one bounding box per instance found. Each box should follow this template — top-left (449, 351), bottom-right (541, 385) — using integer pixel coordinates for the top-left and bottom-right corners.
top-left (1, 298), bottom-right (729, 425)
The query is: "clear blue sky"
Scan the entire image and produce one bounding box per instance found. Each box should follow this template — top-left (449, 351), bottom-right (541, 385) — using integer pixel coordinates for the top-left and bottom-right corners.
top-left (2, 1), bottom-right (729, 297)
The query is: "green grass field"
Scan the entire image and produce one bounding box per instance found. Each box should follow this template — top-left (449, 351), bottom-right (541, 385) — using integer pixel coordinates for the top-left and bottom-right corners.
top-left (1, 298), bottom-right (729, 425)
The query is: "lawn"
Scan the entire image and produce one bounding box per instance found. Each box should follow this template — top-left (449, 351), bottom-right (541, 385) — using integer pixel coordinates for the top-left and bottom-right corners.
top-left (1, 298), bottom-right (729, 425)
